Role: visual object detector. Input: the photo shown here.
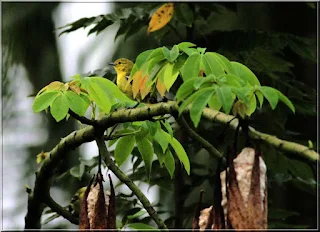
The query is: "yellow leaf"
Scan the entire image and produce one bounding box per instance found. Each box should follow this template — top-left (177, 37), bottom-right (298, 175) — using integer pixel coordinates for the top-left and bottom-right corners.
top-left (36, 81), bottom-right (64, 97)
top-left (132, 71), bottom-right (143, 99)
top-left (156, 79), bottom-right (166, 97)
top-left (147, 3), bottom-right (174, 35)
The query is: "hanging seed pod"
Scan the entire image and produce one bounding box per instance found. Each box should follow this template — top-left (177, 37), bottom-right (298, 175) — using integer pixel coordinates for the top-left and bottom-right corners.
top-left (220, 147), bottom-right (267, 230)
top-left (79, 173), bottom-right (114, 230)
top-left (107, 174), bottom-right (116, 231)
top-left (79, 176), bottom-right (94, 230)
top-left (192, 190), bottom-right (204, 231)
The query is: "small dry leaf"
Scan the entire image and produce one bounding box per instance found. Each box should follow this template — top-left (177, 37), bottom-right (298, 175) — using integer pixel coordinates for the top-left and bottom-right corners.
top-left (232, 100), bottom-right (247, 119)
top-left (68, 81), bottom-right (82, 94)
top-left (147, 3), bottom-right (174, 35)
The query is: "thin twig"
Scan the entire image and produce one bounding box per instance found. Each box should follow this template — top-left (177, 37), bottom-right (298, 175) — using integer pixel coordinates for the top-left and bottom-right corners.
top-left (95, 136), bottom-right (168, 230)
top-left (69, 110), bottom-right (98, 126)
top-left (43, 195), bottom-right (79, 225)
top-left (178, 116), bottom-right (225, 164)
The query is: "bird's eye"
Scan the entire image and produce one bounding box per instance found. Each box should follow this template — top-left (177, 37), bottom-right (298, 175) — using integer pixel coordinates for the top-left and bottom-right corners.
top-left (118, 61), bottom-right (122, 64)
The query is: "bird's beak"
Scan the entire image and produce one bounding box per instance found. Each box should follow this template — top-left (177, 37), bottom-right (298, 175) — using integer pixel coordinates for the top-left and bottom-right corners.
top-left (108, 62), bottom-right (115, 66)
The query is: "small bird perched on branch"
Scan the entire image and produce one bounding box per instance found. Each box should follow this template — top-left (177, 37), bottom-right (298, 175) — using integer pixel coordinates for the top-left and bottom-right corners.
top-left (109, 58), bottom-right (134, 99)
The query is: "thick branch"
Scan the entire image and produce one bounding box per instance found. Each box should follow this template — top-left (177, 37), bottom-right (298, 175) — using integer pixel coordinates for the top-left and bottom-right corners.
top-left (95, 136), bottom-right (168, 230)
top-left (25, 101), bottom-right (318, 228)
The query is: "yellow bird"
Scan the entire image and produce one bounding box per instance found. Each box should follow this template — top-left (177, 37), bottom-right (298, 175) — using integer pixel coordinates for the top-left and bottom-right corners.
top-left (109, 58), bottom-right (134, 99)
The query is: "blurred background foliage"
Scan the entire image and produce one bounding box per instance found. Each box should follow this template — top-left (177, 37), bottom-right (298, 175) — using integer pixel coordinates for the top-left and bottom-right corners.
top-left (2, 2), bottom-right (317, 229)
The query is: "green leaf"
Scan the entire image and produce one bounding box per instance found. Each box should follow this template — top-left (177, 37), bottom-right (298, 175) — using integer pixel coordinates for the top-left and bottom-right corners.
top-left (145, 121), bottom-right (160, 136)
top-left (212, 52), bottom-right (236, 75)
top-left (50, 93), bottom-right (69, 122)
top-left (247, 92), bottom-right (257, 116)
top-left (164, 149), bottom-right (175, 178)
top-left (127, 223), bottom-right (159, 231)
top-left (65, 91), bottom-right (86, 116)
top-left (230, 87), bottom-right (250, 106)
top-left (162, 45), bottom-right (179, 63)
top-left (177, 41), bottom-right (196, 50)
top-left (70, 163), bottom-right (85, 180)
top-left (127, 210), bottom-right (147, 219)
top-left (163, 62), bottom-right (179, 91)
top-left (255, 90), bottom-right (264, 108)
top-left (90, 77), bottom-right (136, 105)
top-left (275, 89), bottom-right (295, 113)
top-left (178, 42), bottom-right (197, 56)
top-left (190, 88), bottom-right (214, 127)
top-left (175, 3), bottom-right (194, 26)
top-left (259, 86), bottom-right (279, 110)
top-left (32, 91), bottom-right (59, 113)
top-left (131, 49), bottom-right (154, 77)
top-left (208, 93), bottom-right (222, 111)
top-left (180, 53), bottom-right (201, 81)
top-left (162, 120), bottom-right (173, 136)
top-left (136, 137), bottom-right (154, 176)
top-left (216, 86), bottom-right (234, 114)
top-left (154, 129), bottom-right (170, 153)
top-left (231, 62), bottom-right (261, 86)
top-left (224, 74), bottom-right (242, 87)
top-left (202, 52), bottom-right (225, 77)
top-left (154, 141), bottom-right (166, 166)
top-left (170, 137), bottom-right (190, 175)
top-left (176, 77), bottom-right (198, 102)
top-left (178, 87), bottom-right (214, 115)
top-left (81, 78), bottom-right (112, 113)
top-left (115, 135), bottom-right (136, 167)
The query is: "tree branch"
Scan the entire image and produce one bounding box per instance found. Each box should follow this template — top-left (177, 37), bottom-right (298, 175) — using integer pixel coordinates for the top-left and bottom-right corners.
top-left (177, 116), bottom-right (225, 163)
top-left (69, 110), bottom-right (98, 126)
top-left (95, 136), bottom-right (168, 230)
top-left (43, 195), bottom-right (79, 225)
top-left (25, 101), bottom-right (318, 229)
